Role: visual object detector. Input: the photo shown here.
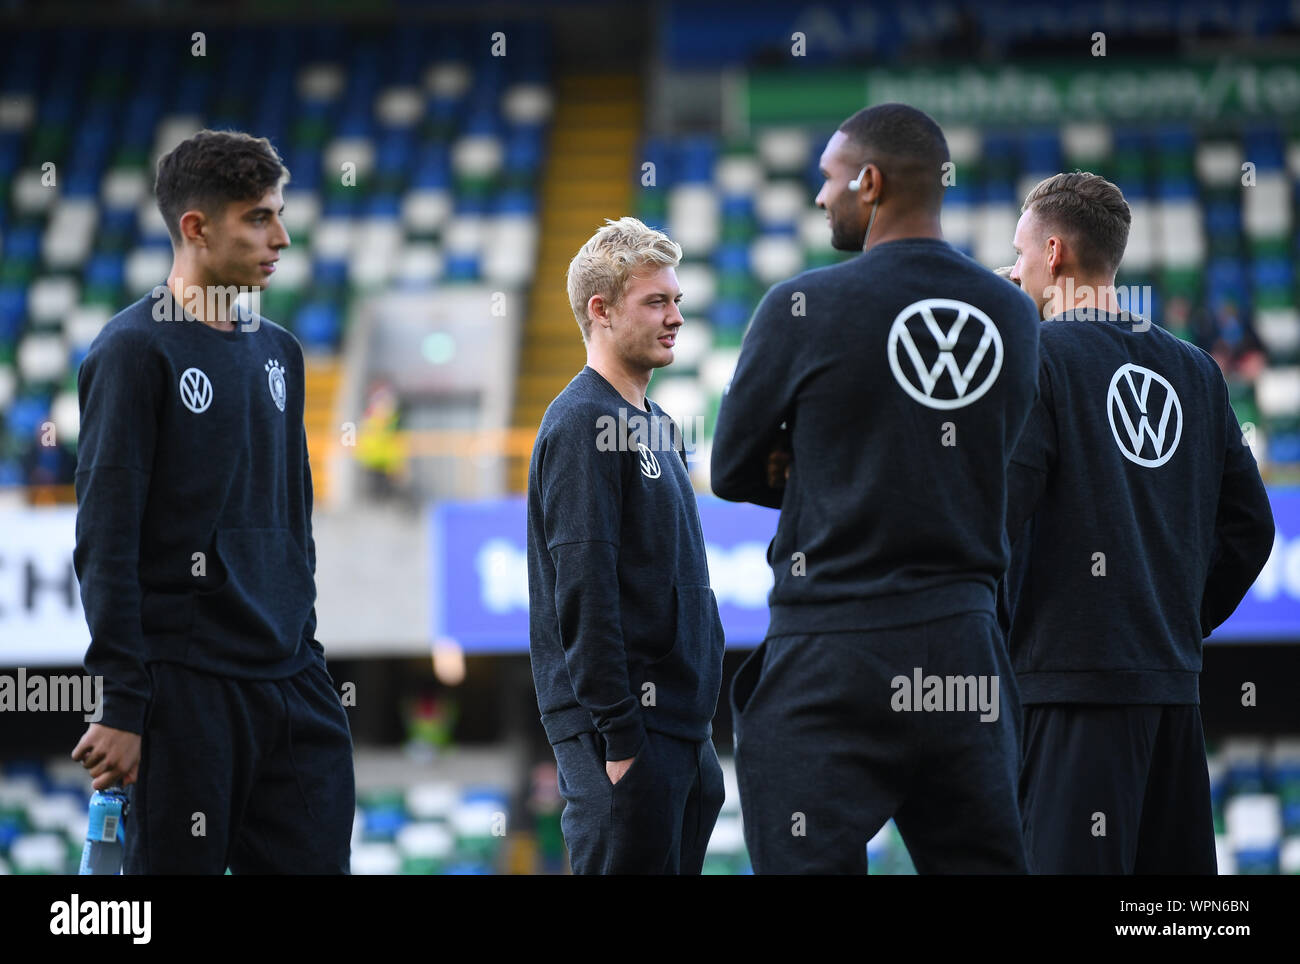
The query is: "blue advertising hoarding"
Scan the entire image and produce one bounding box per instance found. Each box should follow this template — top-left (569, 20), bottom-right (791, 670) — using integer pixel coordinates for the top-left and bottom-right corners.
top-left (433, 490), bottom-right (1300, 651)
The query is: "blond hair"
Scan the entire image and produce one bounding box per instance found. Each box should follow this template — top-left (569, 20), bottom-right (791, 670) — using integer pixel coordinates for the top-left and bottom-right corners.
top-left (566, 217), bottom-right (682, 343)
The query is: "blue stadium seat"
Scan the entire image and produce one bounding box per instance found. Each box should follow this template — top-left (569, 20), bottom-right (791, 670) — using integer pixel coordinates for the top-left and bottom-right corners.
top-left (1206, 200), bottom-right (1242, 236)
top-left (7, 395), bottom-right (49, 438)
top-left (1019, 129), bottom-right (1062, 174)
top-left (0, 286), bottom-right (28, 341)
top-left (0, 459), bottom-right (22, 487)
top-left (376, 130), bottom-right (416, 176)
top-left (443, 253), bottom-right (481, 281)
top-left (294, 302), bottom-right (341, 349)
top-left (714, 242), bottom-right (750, 277)
top-left (504, 127), bottom-right (543, 173)
top-left (495, 190), bottom-right (536, 215)
top-left (83, 254), bottom-right (125, 291)
top-left (313, 258), bottom-right (349, 287)
top-left (1207, 258), bottom-right (1249, 307)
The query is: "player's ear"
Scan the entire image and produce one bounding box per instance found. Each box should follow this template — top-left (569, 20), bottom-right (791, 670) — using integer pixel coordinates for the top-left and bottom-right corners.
top-left (859, 164), bottom-right (883, 205)
top-left (587, 293), bottom-right (609, 329)
top-left (1047, 235), bottom-right (1063, 275)
top-left (178, 209), bottom-right (208, 247)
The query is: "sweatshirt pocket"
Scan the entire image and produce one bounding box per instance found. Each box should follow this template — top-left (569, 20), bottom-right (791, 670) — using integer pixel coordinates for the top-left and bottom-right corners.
top-left (190, 527), bottom-right (315, 661)
top-left (639, 585), bottom-right (725, 726)
top-left (140, 590), bottom-right (194, 635)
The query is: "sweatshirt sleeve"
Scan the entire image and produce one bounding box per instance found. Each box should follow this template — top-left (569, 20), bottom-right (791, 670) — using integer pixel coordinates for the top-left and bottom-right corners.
top-left (301, 421), bottom-right (325, 661)
top-left (539, 413), bottom-right (644, 761)
top-left (1201, 382), bottom-right (1275, 636)
top-left (72, 328), bottom-right (161, 734)
top-left (710, 282), bottom-right (797, 508)
top-left (1006, 356), bottom-right (1057, 540)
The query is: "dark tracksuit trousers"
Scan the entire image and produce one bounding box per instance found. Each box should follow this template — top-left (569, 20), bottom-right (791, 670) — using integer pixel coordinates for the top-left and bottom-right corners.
top-left (1019, 704), bottom-right (1217, 874)
top-left (731, 611), bottom-right (1027, 874)
top-left (124, 659), bottom-right (355, 874)
top-left (552, 728), bottom-right (725, 875)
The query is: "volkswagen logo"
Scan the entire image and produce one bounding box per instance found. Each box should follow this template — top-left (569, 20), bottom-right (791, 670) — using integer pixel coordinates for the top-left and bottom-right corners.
top-left (1107, 363), bottom-right (1182, 467)
top-left (637, 443), bottom-right (661, 479)
top-left (887, 299), bottom-right (1004, 410)
top-left (179, 367), bottom-right (213, 414)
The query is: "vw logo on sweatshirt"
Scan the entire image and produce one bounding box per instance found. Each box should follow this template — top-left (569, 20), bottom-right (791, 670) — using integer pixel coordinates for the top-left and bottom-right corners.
top-left (887, 298), bottom-right (1004, 410)
top-left (637, 443), bottom-right (661, 479)
top-left (1107, 363), bottom-right (1183, 467)
top-left (179, 367), bottom-right (213, 414)
top-left (265, 359), bottom-right (286, 413)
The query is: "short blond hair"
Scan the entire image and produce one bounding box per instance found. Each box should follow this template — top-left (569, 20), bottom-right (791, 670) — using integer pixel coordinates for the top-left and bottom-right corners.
top-left (1022, 172), bottom-right (1130, 276)
top-left (566, 217), bottom-right (682, 343)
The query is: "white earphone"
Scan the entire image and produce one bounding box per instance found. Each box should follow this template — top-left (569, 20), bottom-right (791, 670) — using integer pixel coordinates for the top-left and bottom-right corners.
top-left (848, 164), bottom-right (869, 191)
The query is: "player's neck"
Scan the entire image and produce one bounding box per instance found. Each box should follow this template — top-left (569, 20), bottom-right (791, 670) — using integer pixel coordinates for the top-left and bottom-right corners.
top-left (1048, 274), bottom-right (1123, 318)
top-left (166, 263), bottom-right (237, 330)
top-left (862, 214), bottom-right (944, 252)
top-left (587, 354), bottom-right (650, 413)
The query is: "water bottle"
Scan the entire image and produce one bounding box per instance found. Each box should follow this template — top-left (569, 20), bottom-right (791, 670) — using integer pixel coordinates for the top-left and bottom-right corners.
top-left (78, 788), bottom-right (128, 875)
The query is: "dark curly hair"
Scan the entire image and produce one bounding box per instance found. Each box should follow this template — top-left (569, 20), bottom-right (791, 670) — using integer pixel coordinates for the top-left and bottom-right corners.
top-left (154, 129), bottom-right (289, 243)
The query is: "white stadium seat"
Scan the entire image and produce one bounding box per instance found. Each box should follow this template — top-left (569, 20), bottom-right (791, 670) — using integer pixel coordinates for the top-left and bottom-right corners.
top-left (1225, 793), bottom-right (1282, 854)
top-left (311, 218), bottom-right (355, 260)
top-left (17, 332), bottom-right (67, 383)
top-left (1060, 122), bottom-right (1113, 162)
top-left (1196, 141), bottom-right (1245, 188)
top-left (1253, 367), bottom-right (1300, 419)
top-left (669, 317), bottom-right (712, 372)
top-left (714, 155), bottom-right (764, 196)
top-left (757, 127), bottom-right (811, 175)
top-left (502, 83), bottom-right (553, 125)
top-left (42, 199), bottom-right (98, 269)
top-left (375, 86), bottom-right (425, 127)
top-left (402, 188), bottom-right (454, 234)
top-left (0, 364), bottom-right (16, 410)
top-left (63, 304), bottom-right (112, 351)
top-left (1119, 199), bottom-right (1155, 272)
top-left (973, 204), bottom-right (1017, 269)
top-left (0, 92), bottom-right (35, 131)
top-left (12, 166), bottom-right (58, 216)
top-left (27, 276), bottom-right (79, 325)
top-left (674, 262), bottom-right (717, 312)
top-left (395, 242), bottom-right (444, 285)
top-left (124, 248), bottom-right (172, 296)
top-left (754, 179), bottom-right (806, 228)
top-left (281, 189), bottom-right (322, 237)
top-left (425, 62), bottom-right (472, 99)
top-left (100, 167), bottom-right (149, 210)
top-left (799, 208), bottom-right (836, 253)
top-left (1242, 173), bottom-right (1292, 238)
top-left (668, 184), bottom-right (720, 250)
top-left (944, 125), bottom-right (982, 165)
top-left (50, 390), bottom-right (79, 444)
top-left (323, 136), bottom-right (376, 182)
top-left (1156, 201), bottom-right (1205, 268)
top-left (750, 234), bottom-right (803, 285)
top-left (297, 63), bottom-right (346, 101)
top-left (451, 134), bottom-right (503, 178)
top-left (151, 115), bottom-right (203, 161)
top-left (1255, 308), bottom-right (1300, 357)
